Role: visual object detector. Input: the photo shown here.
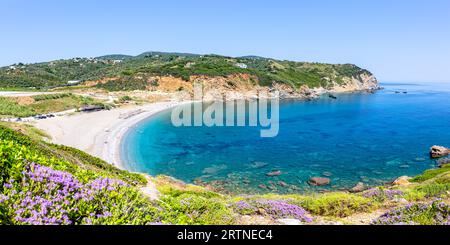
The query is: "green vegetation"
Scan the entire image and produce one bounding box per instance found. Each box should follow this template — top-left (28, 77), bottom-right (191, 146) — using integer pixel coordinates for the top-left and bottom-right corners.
top-left (296, 192), bottom-right (375, 217)
top-left (411, 164), bottom-right (450, 182)
top-left (32, 93), bottom-right (71, 101)
top-left (1, 122), bottom-right (449, 225)
top-left (0, 52), bottom-right (373, 91)
top-left (0, 125), bottom-right (144, 185)
top-left (0, 93), bottom-right (106, 117)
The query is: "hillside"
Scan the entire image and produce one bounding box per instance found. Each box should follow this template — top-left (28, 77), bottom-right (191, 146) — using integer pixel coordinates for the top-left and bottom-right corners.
top-left (1, 123), bottom-right (449, 225)
top-left (0, 52), bottom-right (378, 94)
top-left (0, 93), bottom-right (108, 118)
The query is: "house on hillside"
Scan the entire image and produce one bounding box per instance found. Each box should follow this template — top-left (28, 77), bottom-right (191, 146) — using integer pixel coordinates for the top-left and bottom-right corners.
top-left (235, 63), bottom-right (248, 69)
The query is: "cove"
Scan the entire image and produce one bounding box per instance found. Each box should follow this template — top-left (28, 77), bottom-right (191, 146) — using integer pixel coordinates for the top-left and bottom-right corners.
top-left (121, 82), bottom-right (450, 194)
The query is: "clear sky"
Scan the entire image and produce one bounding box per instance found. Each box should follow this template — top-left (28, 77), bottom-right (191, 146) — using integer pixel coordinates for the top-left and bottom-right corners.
top-left (1, 0), bottom-right (449, 82)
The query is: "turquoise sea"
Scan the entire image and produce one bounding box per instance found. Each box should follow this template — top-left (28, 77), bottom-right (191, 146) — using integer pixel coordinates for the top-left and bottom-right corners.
top-left (121, 82), bottom-right (450, 194)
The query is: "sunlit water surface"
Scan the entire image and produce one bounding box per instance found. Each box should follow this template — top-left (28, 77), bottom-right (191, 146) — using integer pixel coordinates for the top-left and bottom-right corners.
top-left (122, 82), bottom-right (450, 193)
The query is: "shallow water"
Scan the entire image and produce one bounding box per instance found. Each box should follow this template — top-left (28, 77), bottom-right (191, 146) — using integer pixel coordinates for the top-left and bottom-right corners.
top-left (121, 82), bottom-right (450, 194)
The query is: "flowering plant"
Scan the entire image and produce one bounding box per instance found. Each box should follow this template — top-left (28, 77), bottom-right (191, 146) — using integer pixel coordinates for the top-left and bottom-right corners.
top-left (232, 199), bottom-right (313, 223)
top-left (0, 162), bottom-right (155, 225)
top-left (362, 188), bottom-right (403, 201)
top-left (371, 201), bottom-right (450, 225)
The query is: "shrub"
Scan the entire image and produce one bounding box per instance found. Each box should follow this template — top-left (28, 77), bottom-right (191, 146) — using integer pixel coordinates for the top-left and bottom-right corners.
top-left (158, 193), bottom-right (235, 225)
top-left (371, 201), bottom-right (450, 225)
top-left (119, 95), bottom-right (132, 102)
top-left (0, 162), bottom-right (157, 225)
top-left (231, 200), bottom-right (258, 215)
top-left (253, 199), bottom-right (313, 222)
top-left (296, 192), bottom-right (375, 217)
top-left (0, 125), bottom-right (146, 186)
top-left (361, 188), bottom-right (404, 202)
top-left (416, 183), bottom-right (450, 198)
top-left (32, 93), bottom-right (72, 101)
top-left (411, 164), bottom-right (450, 182)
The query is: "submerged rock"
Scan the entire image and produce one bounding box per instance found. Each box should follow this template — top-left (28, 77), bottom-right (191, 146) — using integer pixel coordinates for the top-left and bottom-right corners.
top-left (349, 182), bottom-right (365, 193)
top-left (202, 164), bottom-right (227, 174)
top-left (266, 170), bottom-right (282, 177)
top-left (308, 177), bottom-right (331, 186)
top-left (414, 157), bottom-right (426, 162)
top-left (258, 184), bottom-right (267, 189)
top-left (392, 176), bottom-right (411, 186)
top-left (278, 181), bottom-right (288, 187)
top-left (248, 161), bottom-right (269, 169)
top-left (430, 145), bottom-right (450, 158)
top-left (322, 171), bottom-right (333, 177)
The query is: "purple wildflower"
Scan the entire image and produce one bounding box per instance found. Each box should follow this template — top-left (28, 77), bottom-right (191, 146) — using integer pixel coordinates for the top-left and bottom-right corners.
top-left (254, 200), bottom-right (313, 223)
top-left (1, 162), bottom-right (128, 225)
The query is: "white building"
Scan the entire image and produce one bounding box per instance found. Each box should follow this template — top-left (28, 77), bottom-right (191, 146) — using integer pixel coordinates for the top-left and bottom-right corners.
top-left (67, 80), bottom-right (81, 85)
top-left (235, 63), bottom-right (248, 69)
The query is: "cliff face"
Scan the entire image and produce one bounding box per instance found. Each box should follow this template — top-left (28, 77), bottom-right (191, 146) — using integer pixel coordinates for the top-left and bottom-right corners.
top-left (166, 72), bottom-right (379, 100)
top-left (89, 71), bottom-right (379, 101)
top-left (329, 73), bottom-right (379, 93)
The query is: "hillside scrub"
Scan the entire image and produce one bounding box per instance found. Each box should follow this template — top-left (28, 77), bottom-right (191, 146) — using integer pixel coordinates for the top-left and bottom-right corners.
top-left (0, 53), bottom-right (374, 91)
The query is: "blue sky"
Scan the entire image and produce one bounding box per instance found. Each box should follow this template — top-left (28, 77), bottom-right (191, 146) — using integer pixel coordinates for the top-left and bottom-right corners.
top-left (1, 0), bottom-right (449, 82)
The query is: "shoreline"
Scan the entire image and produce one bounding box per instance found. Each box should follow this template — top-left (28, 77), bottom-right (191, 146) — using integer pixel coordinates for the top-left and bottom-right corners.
top-left (28, 88), bottom-right (380, 171)
top-left (31, 100), bottom-right (190, 169)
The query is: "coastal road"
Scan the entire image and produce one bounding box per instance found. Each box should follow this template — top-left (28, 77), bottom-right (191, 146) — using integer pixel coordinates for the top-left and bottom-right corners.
top-left (0, 91), bottom-right (57, 97)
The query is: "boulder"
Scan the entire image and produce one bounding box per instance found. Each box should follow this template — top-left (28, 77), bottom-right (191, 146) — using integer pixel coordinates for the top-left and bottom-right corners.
top-left (349, 182), bottom-right (365, 193)
top-left (308, 177), bottom-right (331, 186)
top-left (430, 145), bottom-right (450, 158)
top-left (392, 176), bottom-right (411, 186)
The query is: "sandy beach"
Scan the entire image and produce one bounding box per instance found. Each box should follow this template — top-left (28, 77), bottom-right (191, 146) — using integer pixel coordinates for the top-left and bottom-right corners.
top-left (32, 101), bottom-right (189, 169)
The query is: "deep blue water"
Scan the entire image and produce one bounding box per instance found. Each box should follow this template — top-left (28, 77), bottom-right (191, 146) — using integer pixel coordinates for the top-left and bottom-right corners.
top-left (121, 82), bottom-right (450, 194)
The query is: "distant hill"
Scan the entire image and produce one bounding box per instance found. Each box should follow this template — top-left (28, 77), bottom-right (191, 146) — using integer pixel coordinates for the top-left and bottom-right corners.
top-left (96, 54), bottom-right (134, 60)
top-left (0, 51), bottom-right (376, 90)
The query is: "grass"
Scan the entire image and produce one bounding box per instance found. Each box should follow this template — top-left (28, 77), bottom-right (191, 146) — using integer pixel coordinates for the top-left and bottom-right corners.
top-left (415, 183), bottom-right (450, 198)
top-left (0, 97), bottom-right (35, 117)
top-left (0, 122), bottom-right (50, 141)
top-left (0, 93), bottom-right (106, 117)
top-left (159, 193), bottom-right (235, 225)
top-left (289, 192), bottom-right (376, 217)
top-left (411, 164), bottom-right (450, 182)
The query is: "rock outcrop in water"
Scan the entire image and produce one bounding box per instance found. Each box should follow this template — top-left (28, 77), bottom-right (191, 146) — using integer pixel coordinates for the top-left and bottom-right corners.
top-left (266, 170), bottom-right (282, 177)
top-left (430, 145), bottom-right (450, 158)
top-left (349, 182), bottom-right (365, 193)
top-left (392, 176), bottom-right (411, 186)
top-left (308, 177), bottom-right (331, 186)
